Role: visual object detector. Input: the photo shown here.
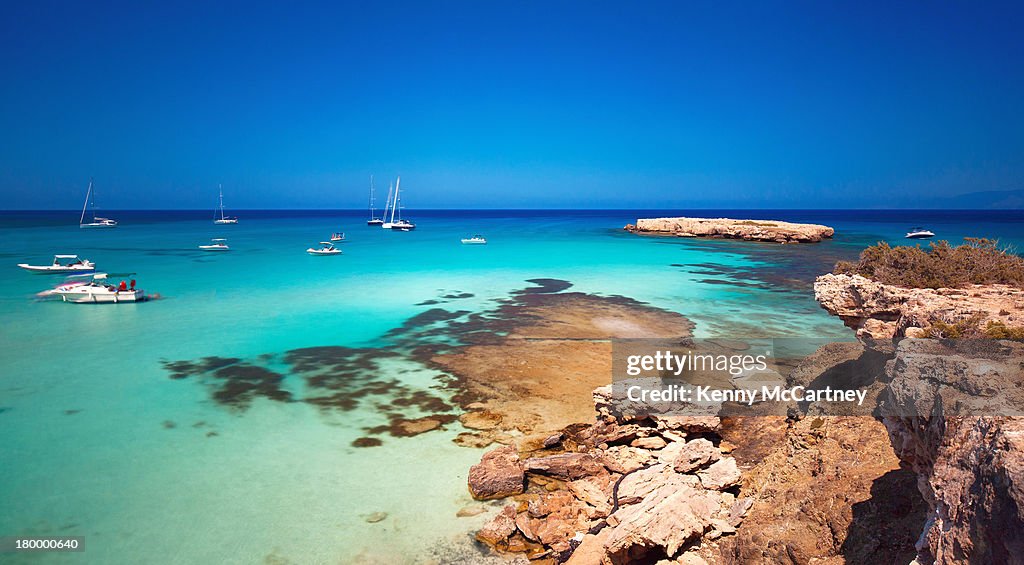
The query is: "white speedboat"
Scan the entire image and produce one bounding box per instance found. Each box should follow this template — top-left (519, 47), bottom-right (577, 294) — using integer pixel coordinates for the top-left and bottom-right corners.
top-left (906, 227), bottom-right (935, 239)
top-left (330, 232), bottom-right (346, 242)
top-left (214, 185), bottom-right (238, 224)
top-left (38, 273), bottom-right (146, 304)
top-left (461, 235), bottom-right (487, 245)
top-left (79, 179), bottom-right (118, 228)
top-left (199, 238), bottom-right (230, 251)
top-left (18, 255), bottom-right (96, 274)
top-left (307, 242), bottom-right (341, 255)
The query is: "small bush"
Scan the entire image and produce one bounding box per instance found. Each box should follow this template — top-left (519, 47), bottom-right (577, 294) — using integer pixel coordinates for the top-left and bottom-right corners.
top-left (834, 238), bottom-right (1024, 289)
top-left (925, 314), bottom-right (985, 339)
top-left (983, 320), bottom-right (1024, 340)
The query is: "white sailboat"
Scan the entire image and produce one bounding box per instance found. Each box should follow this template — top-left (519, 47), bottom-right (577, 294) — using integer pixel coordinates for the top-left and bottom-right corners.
top-left (79, 178), bottom-right (117, 228)
top-left (382, 176), bottom-right (415, 230)
top-left (381, 180), bottom-right (396, 229)
top-left (367, 175), bottom-right (383, 226)
top-left (214, 185), bottom-right (238, 224)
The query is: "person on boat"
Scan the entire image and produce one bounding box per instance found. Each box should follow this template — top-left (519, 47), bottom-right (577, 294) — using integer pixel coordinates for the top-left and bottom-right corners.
top-left (130, 280), bottom-right (136, 290)
top-left (119, 280), bottom-right (127, 291)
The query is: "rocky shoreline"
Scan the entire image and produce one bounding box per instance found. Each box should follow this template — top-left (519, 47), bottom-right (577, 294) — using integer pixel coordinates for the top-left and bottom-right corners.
top-left (814, 272), bottom-right (1024, 564)
top-left (455, 270), bottom-right (1022, 564)
top-left (624, 217), bottom-right (834, 244)
top-left (468, 389), bottom-right (748, 564)
top-left (814, 272), bottom-right (1024, 341)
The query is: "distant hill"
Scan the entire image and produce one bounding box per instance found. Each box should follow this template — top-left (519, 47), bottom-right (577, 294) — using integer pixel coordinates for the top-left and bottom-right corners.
top-left (940, 189), bottom-right (1024, 209)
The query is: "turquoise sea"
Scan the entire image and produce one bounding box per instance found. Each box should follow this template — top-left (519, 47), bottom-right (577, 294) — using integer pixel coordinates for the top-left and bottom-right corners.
top-left (1, 209), bottom-right (1022, 564)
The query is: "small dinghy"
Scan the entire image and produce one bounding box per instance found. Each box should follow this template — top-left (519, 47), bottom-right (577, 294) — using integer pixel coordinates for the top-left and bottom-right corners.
top-left (461, 235), bottom-right (487, 245)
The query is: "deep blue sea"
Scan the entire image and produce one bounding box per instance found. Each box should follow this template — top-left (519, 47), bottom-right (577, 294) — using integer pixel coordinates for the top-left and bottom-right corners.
top-left (1, 209), bottom-right (1021, 563)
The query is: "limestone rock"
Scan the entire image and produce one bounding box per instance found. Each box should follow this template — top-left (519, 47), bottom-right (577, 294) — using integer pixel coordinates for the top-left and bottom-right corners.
top-left (523, 452), bottom-right (605, 480)
top-left (881, 338), bottom-right (1024, 564)
top-left (606, 482), bottom-right (722, 558)
top-left (616, 464), bottom-right (699, 506)
top-left (599, 445), bottom-right (654, 474)
top-left (630, 436), bottom-right (667, 450)
top-left (469, 445), bottom-right (525, 500)
top-left (814, 273), bottom-right (1024, 344)
top-left (626, 217), bottom-right (834, 244)
top-left (672, 438), bottom-right (720, 473)
top-left (476, 504), bottom-right (517, 546)
top-left (697, 458), bottom-right (741, 490)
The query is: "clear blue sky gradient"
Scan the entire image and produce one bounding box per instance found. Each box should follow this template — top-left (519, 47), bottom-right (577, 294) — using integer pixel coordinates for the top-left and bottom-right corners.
top-left (1, 1), bottom-right (1022, 209)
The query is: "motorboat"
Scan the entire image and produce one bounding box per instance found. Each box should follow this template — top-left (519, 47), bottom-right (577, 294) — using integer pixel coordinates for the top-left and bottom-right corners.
top-left (330, 232), bottom-right (346, 242)
top-left (461, 235), bottom-right (487, 245)
top-left (214, 185), bottom-right (238, 224)
top-left (79, 178), bottom-right (118, 228)
top-left (307, 242), bottom-right (341, 255)
top-left (366, 175), bottom-right (384, 226)
top-left (906, 227), bottom-right (935, 239)
top-left (199, 238), bottom-right (230, 251)
top-left (38, 273), bottom-right (146, 304)
top-left (18, 255), bottom-right (96, 273)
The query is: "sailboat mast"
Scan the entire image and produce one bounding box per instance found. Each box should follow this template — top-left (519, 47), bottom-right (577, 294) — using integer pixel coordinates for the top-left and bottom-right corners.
top-left (218, 184), bottom-right (225, 220)
top-left (391, 176), bottom-right (400, 223)
top-left (369, 175), bottom-right (376, 218)
top-left (80, 178), bottom-right (93, 225)
top-left (384, 182), bottom-right (393, 222)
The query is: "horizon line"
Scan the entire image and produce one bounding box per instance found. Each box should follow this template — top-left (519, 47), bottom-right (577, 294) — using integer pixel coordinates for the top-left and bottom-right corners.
top-left (3, 207), bottom-right (1024, 213)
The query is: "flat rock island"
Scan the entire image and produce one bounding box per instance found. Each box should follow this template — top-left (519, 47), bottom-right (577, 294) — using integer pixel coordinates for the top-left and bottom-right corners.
top-left (625, 217), bottom-right (835, 243)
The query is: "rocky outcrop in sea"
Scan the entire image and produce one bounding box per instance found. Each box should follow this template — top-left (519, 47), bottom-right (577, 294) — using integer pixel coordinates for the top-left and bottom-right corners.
top-left (624, 217), bottom-right (834, 244)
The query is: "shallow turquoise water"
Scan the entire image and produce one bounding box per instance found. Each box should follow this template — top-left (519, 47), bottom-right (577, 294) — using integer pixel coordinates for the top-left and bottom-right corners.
top-left (1, 209), bottom-right (1021, 563)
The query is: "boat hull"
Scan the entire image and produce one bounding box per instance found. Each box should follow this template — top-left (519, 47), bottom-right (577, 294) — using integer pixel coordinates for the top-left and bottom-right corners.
top-left (18, 264), bottom-right (96, 274)
top-left (54, 289), bottom-right (145, 303)
top-left (79, 223), bottom-right (117, 229)
top-left (367, 219), bottom-right (384, 226)
top-left (214, 219), bottom-right (238, 225)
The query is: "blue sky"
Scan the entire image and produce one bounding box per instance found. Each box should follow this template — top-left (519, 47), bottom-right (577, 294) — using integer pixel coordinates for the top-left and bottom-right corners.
top-left (1, 1), bottom-right (1022, 209)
